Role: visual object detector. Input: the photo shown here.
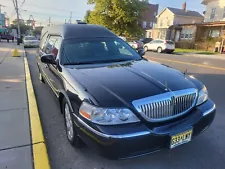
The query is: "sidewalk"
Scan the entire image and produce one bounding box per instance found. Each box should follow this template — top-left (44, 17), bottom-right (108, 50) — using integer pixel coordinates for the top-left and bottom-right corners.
top-left (0, 42), bottom-right (49, 169)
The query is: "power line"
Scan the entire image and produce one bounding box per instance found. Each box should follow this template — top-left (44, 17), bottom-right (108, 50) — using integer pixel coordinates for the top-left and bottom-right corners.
top-left (18, 0), bottom-right (25, 9)
top-left (23, 9), bottom-right (81, 19)
top-left (5, 0), bottom-right (81, 13)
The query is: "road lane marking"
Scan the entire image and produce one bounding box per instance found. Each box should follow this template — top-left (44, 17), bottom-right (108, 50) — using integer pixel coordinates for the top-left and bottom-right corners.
top-left (147, 57), bottom-right (225, 71)
top-left (24, 51), bottom-right (50, 169)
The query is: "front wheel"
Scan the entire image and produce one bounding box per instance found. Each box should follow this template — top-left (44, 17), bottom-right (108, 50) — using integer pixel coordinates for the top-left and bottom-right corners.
top-left (144, 46), bottom-right (148, 52)
top-left (63, 99), bottom-right (83, 148)
top-left (39, 72), bottom-right (45, 83)
top-left (157, 47), bottom-right (162, 53)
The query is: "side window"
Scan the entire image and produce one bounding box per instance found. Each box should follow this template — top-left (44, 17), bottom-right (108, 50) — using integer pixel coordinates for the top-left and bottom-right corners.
top-left (40, 32), bottom-right (48, 50)
top-left (42, 36), bottom-right (61, 59)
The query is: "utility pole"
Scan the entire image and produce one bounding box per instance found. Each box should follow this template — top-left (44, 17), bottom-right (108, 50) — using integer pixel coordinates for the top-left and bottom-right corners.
top-left (69, 12), bottom-right (72, 24)
top-left (14, 0), bottom-right (21, 45)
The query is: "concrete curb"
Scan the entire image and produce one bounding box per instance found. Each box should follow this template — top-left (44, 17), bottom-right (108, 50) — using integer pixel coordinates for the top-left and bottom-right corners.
top-left (23, 49), bottom-right (51, 169)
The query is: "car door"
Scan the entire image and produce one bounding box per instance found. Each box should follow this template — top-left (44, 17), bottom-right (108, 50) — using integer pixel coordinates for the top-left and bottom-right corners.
top-left (147, 40), bottom-right (156, 50)
top-left (38, 35), bottom-right (63, 96)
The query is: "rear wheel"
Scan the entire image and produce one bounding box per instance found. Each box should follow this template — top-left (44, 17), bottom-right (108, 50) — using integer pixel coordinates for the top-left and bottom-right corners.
top-left (157, 47), bottom-right (162, 53)
top-left (62, 98), bottom-right (83, 148)
top-left (167, 51), bottom-right (174, 54)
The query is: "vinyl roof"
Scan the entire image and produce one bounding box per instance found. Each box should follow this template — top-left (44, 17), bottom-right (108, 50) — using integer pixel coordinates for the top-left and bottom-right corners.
top-left (42, 24), bottom-right (117, 39)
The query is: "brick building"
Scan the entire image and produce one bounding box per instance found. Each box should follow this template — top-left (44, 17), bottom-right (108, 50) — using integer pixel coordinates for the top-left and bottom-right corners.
top-left (140, 3), bottom-right (159, 30)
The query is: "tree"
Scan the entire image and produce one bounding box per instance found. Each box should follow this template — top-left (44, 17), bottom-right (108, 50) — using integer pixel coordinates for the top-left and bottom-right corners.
top-left (87, 0), bottom-right (148, 38)
top-left (10, 23), bottom-right (32, 35)
top-left (84, 10), bottom-right (91, 23)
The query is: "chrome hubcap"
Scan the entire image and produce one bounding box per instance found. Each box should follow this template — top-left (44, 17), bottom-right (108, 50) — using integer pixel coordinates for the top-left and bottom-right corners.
top-left (65, 103), bottom-right (74, 141)
top-left (144, 47), bottom-right (148, 52)
top-left (158, 48), bottom-right (162, 53)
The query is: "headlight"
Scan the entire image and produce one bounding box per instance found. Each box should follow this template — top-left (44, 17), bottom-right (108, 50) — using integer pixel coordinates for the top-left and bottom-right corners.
top-left (196, 86), bottom-right (208, 106)
top-left (79, 102), bottom-right (140, 125)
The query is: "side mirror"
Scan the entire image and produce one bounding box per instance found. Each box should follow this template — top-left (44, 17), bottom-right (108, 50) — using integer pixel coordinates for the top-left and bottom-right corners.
top-left (138, 49), bottom-right (145, 57)
top-left (41, 54), bottom-right (56, 65)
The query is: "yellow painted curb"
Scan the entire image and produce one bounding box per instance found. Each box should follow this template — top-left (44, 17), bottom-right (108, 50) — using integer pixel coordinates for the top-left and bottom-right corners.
top-left (24, 52), bottom-right (51, 169)
top-left (33, 143), bottom-right (50, 169)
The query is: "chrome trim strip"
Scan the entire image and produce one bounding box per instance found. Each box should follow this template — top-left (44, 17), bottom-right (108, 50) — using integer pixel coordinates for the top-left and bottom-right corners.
top-left (75, 115), bottom-right (151, 139)
top-left (203, 104), bottom-right (216, 116)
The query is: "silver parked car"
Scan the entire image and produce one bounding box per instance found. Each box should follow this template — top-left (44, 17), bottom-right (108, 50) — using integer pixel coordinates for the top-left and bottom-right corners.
top-left (23, 36), bottom-right (39, 48)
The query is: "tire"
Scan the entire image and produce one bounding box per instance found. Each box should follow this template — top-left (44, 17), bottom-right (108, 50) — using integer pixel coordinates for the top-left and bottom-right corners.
top-left (157, 47), bottom-right (162, 53)
top-left (39, 72), bottom-right (45, 83)
top-left (144, 46), bottom-right (148, 52)
top-left (62, 98), bottom-right (83, 148)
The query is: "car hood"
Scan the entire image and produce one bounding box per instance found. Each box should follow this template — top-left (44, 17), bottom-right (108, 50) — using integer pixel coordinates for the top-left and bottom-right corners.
top-left (66, 60), bottom-right (201, 107)
top-left (24, 40), bottom-right (39, 43)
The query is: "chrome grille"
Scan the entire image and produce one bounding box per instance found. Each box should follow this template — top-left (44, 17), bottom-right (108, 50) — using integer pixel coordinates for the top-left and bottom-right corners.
top-left (132, 88), bottom-right (198, 122)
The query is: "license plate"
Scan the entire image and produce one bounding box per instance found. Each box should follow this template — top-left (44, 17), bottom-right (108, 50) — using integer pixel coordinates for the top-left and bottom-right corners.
top-left (170, 129), bottom-right (193, 149)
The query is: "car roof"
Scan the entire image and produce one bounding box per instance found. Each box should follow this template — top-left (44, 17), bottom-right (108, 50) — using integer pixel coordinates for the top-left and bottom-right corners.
top-left (41, 24), bottom-right (118, 40)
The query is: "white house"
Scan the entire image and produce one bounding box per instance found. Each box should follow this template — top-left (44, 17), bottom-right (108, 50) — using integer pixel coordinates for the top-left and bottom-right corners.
top-left (203, 0), bottom-right (225, 22)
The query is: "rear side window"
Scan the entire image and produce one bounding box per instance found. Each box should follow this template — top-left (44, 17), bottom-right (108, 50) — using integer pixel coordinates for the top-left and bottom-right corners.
top-left (166, 40), bottom-right (174, 44)
top-left (42, 36), bottom-right (62, 59)
top-left (40, 32), bottom-right (48, 50)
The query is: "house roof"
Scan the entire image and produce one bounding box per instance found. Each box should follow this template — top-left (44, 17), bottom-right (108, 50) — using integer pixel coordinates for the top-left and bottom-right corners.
top-left (157, 7), bottom-right (203, 18)
top-left (167, 7), bottom-right (203, 18)
top-left (201, 0), bottom-right (214, 5)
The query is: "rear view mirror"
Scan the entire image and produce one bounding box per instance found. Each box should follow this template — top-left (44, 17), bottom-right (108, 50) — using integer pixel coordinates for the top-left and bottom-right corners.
top-left (138, 49), bottom-right (145, 57)
top-left (41, 54), bottom-right (56, 65)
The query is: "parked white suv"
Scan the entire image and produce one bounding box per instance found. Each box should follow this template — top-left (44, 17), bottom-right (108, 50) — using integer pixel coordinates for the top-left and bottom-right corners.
top-left (144, 39), bottom-right (175, 53)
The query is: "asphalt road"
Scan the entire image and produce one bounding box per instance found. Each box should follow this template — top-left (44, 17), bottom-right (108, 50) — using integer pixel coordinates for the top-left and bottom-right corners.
top-left (26, 49), bottom-right (225, 169)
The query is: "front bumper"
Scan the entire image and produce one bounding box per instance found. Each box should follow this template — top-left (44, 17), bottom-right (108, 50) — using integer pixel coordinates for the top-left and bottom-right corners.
top-left (73, 99), bottom-right (216, 159)
top-left (24, 44), bottom-right (39, 48)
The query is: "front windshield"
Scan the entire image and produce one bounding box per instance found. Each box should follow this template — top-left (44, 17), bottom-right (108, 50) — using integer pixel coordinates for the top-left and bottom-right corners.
top-left (61, 38), bottom-right (141, 65)
top-left (25, 36), bottom-right (37, 40)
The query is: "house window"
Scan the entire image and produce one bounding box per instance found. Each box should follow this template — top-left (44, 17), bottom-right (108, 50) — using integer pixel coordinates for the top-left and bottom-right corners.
top-left (189, 34), bottom-right (193, 39)
top-left (210, 8), bottom-right (216, 19)
top-left (181, 34), bottom-right (184, 39)
top-left (149, 22), bottom-right (153, 28)
top-left (210, 30), bottom-right (220, 37)
top-left (142, 21), bottom-right (147, 28)
top-left (160, 20), bottom-right (163, 27)
top-left (154, 12), bottom-right (157, 16)
top-left (223, 7), bottom-right (225, 18)
top-left (167, 20), bottom-right (170, 26)
top-left (185, 34), bottom-right (189, 38)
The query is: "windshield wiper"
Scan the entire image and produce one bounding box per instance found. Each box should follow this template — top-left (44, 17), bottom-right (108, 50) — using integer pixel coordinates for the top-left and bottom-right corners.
top-left (64, 59), bottom-right (129, 65)
top-left (64, 61), bottom-right (96, 65)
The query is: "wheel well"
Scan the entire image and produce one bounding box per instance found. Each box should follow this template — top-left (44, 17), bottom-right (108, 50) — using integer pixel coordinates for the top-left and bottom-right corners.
top-left (59, 93), bottom-right (64, 114)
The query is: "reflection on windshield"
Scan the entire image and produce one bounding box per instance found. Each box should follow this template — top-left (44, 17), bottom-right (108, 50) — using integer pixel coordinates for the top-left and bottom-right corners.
top-left (61, 38), bottom-right (141, 65)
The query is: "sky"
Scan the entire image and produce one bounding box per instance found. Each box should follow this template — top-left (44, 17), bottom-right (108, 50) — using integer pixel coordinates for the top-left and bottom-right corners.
top-left (0, 0), bottom-right (205, 26)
